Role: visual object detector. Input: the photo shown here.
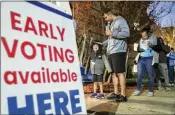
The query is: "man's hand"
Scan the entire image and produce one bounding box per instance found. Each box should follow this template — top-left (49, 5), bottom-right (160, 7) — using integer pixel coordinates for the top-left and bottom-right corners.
top-left (105, 30), bottom-right (112, 36)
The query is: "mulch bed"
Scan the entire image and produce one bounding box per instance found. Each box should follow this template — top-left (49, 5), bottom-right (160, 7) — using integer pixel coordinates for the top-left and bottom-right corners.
top-left (83, 83), bottom-right (154, 98)
top-left (83, 83), bottom-right (114, 93)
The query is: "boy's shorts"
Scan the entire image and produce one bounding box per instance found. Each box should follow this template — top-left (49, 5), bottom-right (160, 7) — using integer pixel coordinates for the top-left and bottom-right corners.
top-left (92, 74), bottom-right (103, 82)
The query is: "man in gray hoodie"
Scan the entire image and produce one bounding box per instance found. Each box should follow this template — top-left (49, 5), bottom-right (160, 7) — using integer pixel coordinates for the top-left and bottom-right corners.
top-left (102, 9), bottom-right (130, 102)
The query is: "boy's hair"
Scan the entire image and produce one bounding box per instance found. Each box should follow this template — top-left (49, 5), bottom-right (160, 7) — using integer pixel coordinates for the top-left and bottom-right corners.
top-left (140, 27), bottom-right (151, 34)
top-left (91, 41), bottom-right (103, 53)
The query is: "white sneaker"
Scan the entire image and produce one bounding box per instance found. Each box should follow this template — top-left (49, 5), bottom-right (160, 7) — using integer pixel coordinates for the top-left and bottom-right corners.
top-left (165, 87), bottom-right (171, 91)
top-left (132, 91), bottom-right (141, 96)
top-left (158, 86), bottom-right (164, 91)
top-left (147, 92), bottom-right (154, 97)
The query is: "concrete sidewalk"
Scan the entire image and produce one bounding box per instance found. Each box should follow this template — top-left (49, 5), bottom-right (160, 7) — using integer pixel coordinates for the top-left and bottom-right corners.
top-left (86, 87), bottom-right (175, 115)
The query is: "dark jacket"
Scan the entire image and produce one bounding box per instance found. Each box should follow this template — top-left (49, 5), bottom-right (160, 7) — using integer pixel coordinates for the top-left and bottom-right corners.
top-left (152, 38), bottom-right (170, 63)
top-left (159, 44), bottom-right (170, 63)
top-left (151, 37), bottom-right (162, 52)
top-left (90, 52), bottom-right (105, 75)
top-left (90, 52), bottom-right (112, 75)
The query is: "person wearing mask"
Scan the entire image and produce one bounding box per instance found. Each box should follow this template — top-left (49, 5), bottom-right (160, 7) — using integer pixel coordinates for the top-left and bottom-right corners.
top-left (132, 28), bottom-right (155, 97)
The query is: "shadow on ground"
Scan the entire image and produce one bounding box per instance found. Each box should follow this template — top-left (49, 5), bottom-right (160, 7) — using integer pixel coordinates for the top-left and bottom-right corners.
top-left (87, 110), bottom-right (115, 115)
top-left (127, 98), bottom-right (175, 107)
top-left (86, 86), bottom-right (175, 115)
top-left (86, 86), bottom-right (138, 114)
top-left (87, 104), bottom-right (117, 115)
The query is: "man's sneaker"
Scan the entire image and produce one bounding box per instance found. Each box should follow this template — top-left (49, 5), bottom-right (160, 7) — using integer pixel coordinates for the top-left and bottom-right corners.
top-left (171, 83), bottom-right (174, 87)
top-left (147, 92), bottom-right (154, 97)
top-left (158, 86), bottom-right (164, 91)
top-left (132, 91), bottom-right (141, 96)
top-left (96, 93), bottom-right (105, 99)
top-left (165, 87), bottom-right (171, 91)
top-left (90, 93), bottom-right (97, 98)
top-left (106, 93), bottom-right (120, 100)
top-left (168, 83), bottom-right (172, 87)
top-left (116, 95), bottom-right (127, 102)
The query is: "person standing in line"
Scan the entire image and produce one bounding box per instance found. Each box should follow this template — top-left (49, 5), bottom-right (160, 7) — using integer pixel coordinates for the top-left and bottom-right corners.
top-left (167, 48), bottom-right (175, 87)
top-left (152, 37), bottom-right (171, 91)
top-left (102, 9), bottom-right (130, 102)
top-left (132, 28), bottom-right (155, 97)
top-left (89, 42), bottom-right (112, 99)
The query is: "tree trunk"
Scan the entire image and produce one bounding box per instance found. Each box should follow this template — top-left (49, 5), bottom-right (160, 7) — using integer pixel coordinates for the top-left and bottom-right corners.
top-left (125, 48), bottom-right (130, 78)
top-left (107, 74), bottom-right (112, 83)
top-left (103, 69), bottom-right (107, 82)
top-left (85, 56), bottom-right (90, 75)
top-left (79, 34), bottom-right (87, 66)
top-left (83, 48), bottom-right (87, 65)
top-left (85, 37), bottom-right (93, 74)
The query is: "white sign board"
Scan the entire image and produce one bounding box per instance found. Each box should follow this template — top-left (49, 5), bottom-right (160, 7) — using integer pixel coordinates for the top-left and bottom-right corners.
top-left (1, 1), bottom-right (87, 114)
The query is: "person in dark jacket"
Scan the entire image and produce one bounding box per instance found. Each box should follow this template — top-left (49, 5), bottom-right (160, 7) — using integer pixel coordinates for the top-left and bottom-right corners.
top-left (152, 37), bottom-right (170, 91)
top-left (90, 42), bottom-right (112, 99)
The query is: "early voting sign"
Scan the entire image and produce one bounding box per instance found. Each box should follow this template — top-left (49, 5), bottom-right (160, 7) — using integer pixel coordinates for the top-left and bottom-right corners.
top-left (1, 1), bottom-right (87, 115)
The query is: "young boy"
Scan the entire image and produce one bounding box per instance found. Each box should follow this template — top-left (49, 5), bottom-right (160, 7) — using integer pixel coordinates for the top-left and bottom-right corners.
top-left (168, 48), bottom-right (175, 87)
top-left (90, 42), bottom-right (112, 99)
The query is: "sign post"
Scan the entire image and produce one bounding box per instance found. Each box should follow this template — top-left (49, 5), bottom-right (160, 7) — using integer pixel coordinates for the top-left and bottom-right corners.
top-left (1, 1), bottom-right (87, 114)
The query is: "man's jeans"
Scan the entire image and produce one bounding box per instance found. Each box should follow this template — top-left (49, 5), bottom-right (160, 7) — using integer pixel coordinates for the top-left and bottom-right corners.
top-left (137, 57), bottom-right (154, 92)
top-left (168, 66), bottom-right (175, 84)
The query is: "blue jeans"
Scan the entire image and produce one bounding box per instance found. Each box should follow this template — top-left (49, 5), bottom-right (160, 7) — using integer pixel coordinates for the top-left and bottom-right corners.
top-left (137, 56), bottom-right (154, 92)
top-left (168, 66), bottom-right (175, 84)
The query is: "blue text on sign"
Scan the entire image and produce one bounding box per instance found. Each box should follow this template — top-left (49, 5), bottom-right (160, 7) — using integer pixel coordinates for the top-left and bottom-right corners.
top-left (7, 89), bottom-right (82, 115)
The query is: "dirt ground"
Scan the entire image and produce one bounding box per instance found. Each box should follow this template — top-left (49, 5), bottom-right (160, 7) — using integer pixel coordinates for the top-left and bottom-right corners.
top-left (85, 86), bottom-right (175, 115)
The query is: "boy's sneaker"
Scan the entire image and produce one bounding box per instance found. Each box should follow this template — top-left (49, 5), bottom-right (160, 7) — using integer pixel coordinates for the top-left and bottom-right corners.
top-left (147, 92), bottom-right (154, 97)
top-left (90, 93), bottom-right (97, 98)
top-left (132, 91), bottom-right (141, 96)
top-left (96, 93), bottom-right (105, 99)
top-left (116, 95), bottom-right (128, 102)
top-left (106, 93), bottom-right (120, 100)
top-left (171, 83), bottom-right (174, 87)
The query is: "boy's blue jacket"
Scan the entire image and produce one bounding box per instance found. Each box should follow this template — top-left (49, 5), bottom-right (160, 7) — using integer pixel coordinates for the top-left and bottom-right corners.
top-left (168, 52), bottom-right (175, 66)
